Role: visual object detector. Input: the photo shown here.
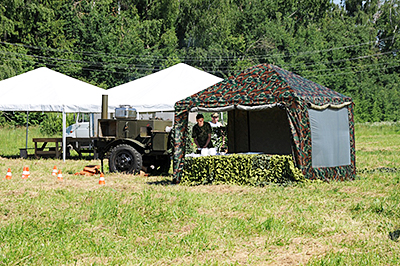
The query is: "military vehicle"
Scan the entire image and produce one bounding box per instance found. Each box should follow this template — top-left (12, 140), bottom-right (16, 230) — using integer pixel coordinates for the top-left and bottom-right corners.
top-left (95, 98), bottom-right (173, 175)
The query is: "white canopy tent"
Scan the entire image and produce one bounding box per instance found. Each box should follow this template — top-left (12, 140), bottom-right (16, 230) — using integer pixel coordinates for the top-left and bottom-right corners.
top-left (0, 67), bottom-right (112, 161)
top-left (107, 63), bottom-right (223, 112)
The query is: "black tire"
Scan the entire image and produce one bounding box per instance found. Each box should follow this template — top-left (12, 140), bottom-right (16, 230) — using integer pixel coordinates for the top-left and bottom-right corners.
top-left (109, 144), bottom-right (142, 174)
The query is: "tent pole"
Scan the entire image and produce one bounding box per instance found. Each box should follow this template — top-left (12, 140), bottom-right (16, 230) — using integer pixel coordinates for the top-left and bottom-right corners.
top-left (62, 108), bottom-right (66, 162)
top-left (247, 111), bottom-right (250, 151)
top-left (26, 111), bottom-right (29, 150)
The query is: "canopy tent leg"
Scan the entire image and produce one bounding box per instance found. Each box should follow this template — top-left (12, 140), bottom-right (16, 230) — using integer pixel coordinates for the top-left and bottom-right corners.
top-left (25, 111), bottom-right (29, 150)
top-left (63, 108), bottom-right (66, 162)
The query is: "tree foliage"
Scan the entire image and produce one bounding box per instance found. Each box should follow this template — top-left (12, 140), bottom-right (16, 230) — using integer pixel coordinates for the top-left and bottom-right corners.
top-left (0, 0), bottom-right (399, 122)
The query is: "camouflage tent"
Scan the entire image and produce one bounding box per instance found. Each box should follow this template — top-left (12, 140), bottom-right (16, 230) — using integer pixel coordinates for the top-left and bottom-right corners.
top-left (173, 64), bottom-right (355, 183)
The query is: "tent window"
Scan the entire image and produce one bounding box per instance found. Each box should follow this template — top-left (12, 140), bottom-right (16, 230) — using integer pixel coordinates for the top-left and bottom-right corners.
top-left (308, 107), bottom-right (351, 168)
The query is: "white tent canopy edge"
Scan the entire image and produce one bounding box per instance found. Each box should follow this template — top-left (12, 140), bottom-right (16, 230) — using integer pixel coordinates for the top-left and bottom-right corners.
top-left (107, 63), bottom-right (223, 113)
top-left (0, 67), bottom-right (113, 161)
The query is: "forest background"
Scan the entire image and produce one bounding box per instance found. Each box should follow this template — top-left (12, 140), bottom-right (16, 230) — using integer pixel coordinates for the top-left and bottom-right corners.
top-left (0, 0), bottom-right (399, 131)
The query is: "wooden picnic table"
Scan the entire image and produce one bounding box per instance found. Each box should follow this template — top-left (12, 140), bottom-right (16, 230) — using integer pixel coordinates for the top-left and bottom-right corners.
top-left (32, 138), bottom-right (63, 159)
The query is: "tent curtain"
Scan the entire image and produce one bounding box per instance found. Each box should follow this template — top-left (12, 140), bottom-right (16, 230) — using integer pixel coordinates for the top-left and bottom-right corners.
top-left (190, 103), bottom-right (284, 113)
top-left (190, 105), bottom-right (235, 113)
top-left (285, 101), bottom-right (310, 171)
top-left (173, 108), bottom-right (189, 180)
top-left (308, 101), bottom-right (352, 110)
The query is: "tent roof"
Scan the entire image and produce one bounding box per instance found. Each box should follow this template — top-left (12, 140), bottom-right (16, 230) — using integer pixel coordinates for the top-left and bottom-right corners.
top-left (0, 67), bottom-right (109, 113)
top-left (176, 64), bottom-right (351, 109)
top-left (107, 63), bottom-right (223, 112)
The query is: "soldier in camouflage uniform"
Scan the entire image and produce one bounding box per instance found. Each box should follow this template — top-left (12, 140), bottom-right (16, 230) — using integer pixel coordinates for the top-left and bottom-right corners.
top-left (192, 114), bottom-right (213, 151)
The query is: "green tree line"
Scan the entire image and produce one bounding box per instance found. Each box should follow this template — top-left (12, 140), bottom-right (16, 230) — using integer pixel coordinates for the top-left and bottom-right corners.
top-left (0, 0), bottom-right (399, 123)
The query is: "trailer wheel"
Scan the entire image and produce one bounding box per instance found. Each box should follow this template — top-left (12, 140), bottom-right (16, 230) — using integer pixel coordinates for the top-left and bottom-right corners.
top-left (109, 144), bottom-right (142, 174)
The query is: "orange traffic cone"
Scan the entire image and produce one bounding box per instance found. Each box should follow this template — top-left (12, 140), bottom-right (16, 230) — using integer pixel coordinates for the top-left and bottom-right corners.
top-left (57, 170), bottom-right (63, 181)
top-left (51, 166), bottom-right (58, 176)
top-left (22, 167), bottom-right (28, 179)
top-left (5, 168), bottom-right (12, 180)
top-left (99, 173), bottom-right (105, 185)
top-left (26, 167), bottom-right (30, 178)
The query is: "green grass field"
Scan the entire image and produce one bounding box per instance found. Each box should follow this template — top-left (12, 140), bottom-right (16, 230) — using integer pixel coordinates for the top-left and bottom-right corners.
top-left (0, 125), bottom-right (50, 157)
top-left (0, 123), bottom-right (399, 265)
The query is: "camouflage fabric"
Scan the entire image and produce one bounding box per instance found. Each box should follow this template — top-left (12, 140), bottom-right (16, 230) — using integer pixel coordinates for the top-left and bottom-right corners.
top-left (211, 126), bottom-right (226, 153)
top-left (192, 123), bottom-right (213, 148)
top-left (173, 64), bottom-right (355, 183)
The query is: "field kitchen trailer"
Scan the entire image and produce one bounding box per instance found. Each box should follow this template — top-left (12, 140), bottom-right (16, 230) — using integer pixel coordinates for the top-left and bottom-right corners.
top-left (94, 95), bottom-right (173, 175)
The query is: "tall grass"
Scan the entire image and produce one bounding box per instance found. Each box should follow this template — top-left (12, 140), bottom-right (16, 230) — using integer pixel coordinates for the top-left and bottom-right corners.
top-left (0, 125), bottom-right (53, 157)
top-left (355, 122), bottom-right (400, 169)
top-left (0, 123), bottom-right (399, 265)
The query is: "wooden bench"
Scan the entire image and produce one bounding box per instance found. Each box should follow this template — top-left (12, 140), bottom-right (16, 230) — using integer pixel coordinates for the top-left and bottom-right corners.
top-left (32, 138), bottom-right (63, 159)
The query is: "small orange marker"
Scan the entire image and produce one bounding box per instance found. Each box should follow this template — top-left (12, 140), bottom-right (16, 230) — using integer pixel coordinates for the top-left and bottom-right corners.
top-left (99, 173), bottom-right (105, 185)
top-left (52, 166), bottom-right (58, 176)
top-left (22, 167), bottom-right (28, 179)
top-left (5, 168), bottom-right (12, 180)
top-left (26, 167), bottom-right (30, 178)
top-left (57, 170), bottom-right (63, 181)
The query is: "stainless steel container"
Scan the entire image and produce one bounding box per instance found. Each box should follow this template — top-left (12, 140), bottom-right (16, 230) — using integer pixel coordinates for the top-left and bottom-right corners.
top-left (115, 105), bottom-right (137, 118)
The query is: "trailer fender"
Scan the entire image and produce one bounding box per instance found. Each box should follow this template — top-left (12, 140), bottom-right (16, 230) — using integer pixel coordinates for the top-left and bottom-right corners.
top-left (103, 139), bottom-right (146, 155)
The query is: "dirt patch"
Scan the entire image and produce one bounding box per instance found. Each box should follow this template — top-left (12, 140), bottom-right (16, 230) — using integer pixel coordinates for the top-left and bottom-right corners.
top-left (268, 237), bottom-right (331, 265)
top-left (339, 186), bottom-right (358, 194)
top-left (359, 191), bottom-right (386, 198)
top-left (5, 190), bottom-right (24, 196)
top-left (356, 145), bottom-right (400, 152)
top-left (174, 222), bottom-right (198, 237)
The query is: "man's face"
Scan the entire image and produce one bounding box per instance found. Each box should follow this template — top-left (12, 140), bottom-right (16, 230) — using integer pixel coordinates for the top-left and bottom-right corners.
top-left (197, 118), bottom-right (204, 127)
top-left (212, 116), bottom-right (219, 122)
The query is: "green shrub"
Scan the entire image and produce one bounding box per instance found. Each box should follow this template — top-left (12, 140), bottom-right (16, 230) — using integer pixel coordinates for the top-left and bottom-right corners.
top-left (39, 113), bottom-right (75, 136)
top-left (181, 154), bottom-right (305, 186)
top-left (0, 111), bottom-right (46, 126)
top-left (40, 113), bottom-right (63, 135)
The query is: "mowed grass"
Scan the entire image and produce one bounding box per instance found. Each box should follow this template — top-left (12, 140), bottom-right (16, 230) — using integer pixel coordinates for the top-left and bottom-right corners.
top-left (0, 124), bottom-right (399, 265)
